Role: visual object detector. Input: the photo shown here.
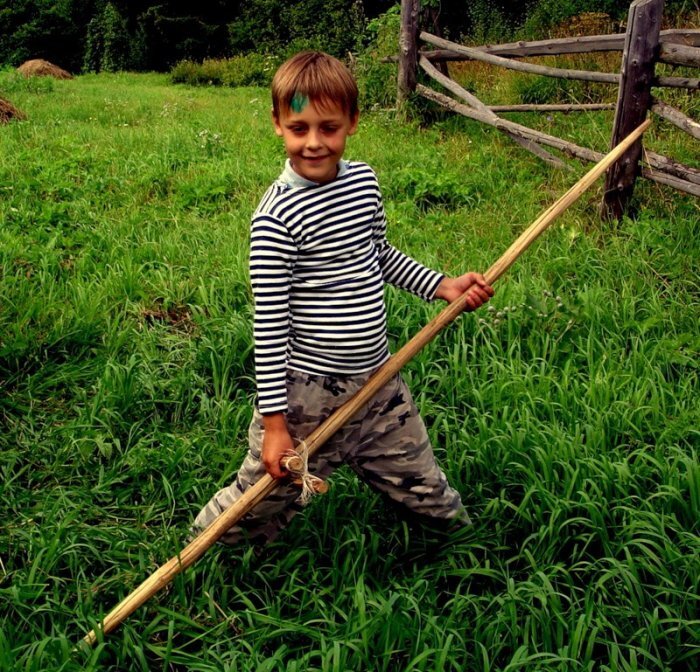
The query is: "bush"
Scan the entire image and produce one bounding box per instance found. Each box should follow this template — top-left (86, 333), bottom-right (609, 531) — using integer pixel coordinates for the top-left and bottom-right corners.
top-left (466, 0), bottom-right (517, 44)
top-left (221, 53), bottom-right (280, 87)
top-left (519, 1), bottom-right (626, 38)
top-left (354, 5), bottom-right (402, 111)
top-left (171, 53), bottom-right (281, 88)
top-left (171, 60), bottom-right (222, 86)
top-left (228, 0), bottom-right (366, 59)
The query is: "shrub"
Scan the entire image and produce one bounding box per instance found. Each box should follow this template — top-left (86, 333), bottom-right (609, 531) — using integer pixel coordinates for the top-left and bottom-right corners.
top-left (466, 0), bottom-right (517, 44)
top-left (520, 1), bottom-right (626, 39)
top-left (354, 5), bottom-right (402, 111)
top-left (171, 54), bottom-right (280, 88)
top-left (221, 53), bottom-right (280, 88)
top-left (228, 0), bottom-right (366, 59)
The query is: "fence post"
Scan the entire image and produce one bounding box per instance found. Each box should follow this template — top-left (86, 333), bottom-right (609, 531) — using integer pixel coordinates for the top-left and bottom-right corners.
top-left (397, 0), bottom-right (421, 111)
top-left (602, 0), bottom-right (664, 220)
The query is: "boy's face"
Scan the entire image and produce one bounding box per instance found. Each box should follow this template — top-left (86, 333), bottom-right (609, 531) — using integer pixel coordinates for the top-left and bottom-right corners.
top-left (273, 97), bottom-right (359, 184)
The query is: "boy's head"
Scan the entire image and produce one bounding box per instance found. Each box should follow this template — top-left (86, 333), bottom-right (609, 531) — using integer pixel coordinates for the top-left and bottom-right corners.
top-left (271, 51), bottom-right (358, 121)
top-left (271, 51), bottom-right (360, 184)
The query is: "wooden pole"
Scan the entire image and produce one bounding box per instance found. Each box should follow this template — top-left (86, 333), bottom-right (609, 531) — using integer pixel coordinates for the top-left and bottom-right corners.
top-left (397, 0), bottom-right (420, 110)
top-left (602, 0), bottom-right (664, 220)
top-left (78, 120), bottom-right (651, 649)
top-left (419, 55), bottom-right (567, 169)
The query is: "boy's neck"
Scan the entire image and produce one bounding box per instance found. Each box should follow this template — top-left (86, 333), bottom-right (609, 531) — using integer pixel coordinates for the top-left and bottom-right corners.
top-left (280, 159), bottom-right (349, 187)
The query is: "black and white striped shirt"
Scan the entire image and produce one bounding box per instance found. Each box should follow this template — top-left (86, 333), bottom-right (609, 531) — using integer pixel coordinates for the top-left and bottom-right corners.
top-left (251, 160), bottom-right (444, 414)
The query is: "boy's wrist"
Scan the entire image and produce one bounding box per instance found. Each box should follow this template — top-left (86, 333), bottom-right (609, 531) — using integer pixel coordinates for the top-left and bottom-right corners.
top-left (262, 412), bottom-right (288, 432)
top-left (434, 277), bottom-right (452, 301)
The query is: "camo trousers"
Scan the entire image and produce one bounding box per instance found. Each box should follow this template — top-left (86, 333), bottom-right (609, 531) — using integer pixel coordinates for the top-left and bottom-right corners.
top-left (192, 369), bottom-right (469, 546)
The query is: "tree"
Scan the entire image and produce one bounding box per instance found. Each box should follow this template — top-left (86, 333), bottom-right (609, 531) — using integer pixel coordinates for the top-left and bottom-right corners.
top-left (228, 0), bottom-right (367, 57)
top-left (0, 0), bottom-right (97, 71)
top-left (84, 2), bottom-right (131, 72)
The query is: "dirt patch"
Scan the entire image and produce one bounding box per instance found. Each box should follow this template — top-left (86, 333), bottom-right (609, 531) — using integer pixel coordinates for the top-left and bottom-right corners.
top-left (0, 97), bottom-right (26, 124)
top-left (17, 59), bottom-right (73, 80)
top-left (141, 300), bottom-right (196, 334)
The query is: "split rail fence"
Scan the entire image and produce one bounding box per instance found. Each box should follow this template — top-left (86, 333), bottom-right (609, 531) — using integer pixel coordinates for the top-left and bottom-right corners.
top-left (396, 0), bottom-right (699, 219)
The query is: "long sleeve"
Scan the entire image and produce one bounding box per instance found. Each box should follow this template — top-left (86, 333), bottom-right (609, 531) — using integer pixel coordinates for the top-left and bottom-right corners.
top-left (250, 213), bottom-right (297, 414)
top-left (372, 200), bottom-right (444, 300)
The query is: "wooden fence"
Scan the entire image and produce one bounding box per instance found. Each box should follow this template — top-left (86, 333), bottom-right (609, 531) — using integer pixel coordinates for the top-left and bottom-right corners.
top-left (396, 0), bottom-right (699, 219)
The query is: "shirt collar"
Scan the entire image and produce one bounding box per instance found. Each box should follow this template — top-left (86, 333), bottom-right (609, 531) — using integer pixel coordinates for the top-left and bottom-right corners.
top-left (278, 159), bottom-right (349, 188)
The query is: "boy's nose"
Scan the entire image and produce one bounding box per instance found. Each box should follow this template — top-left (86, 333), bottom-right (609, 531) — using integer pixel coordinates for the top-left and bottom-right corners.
top-left (305, 129), bottom-right (322, 149)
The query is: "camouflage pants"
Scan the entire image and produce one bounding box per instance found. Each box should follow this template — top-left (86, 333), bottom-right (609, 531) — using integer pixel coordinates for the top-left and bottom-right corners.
top-left (192, 369), bottom-right (469, 546)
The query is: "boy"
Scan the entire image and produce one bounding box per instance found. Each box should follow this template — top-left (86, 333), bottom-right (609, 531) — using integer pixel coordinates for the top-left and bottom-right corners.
top-left (193, 51), bottom-right (493, 546)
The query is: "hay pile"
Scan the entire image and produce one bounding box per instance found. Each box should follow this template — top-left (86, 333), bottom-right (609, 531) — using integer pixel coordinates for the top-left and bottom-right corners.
top-left (0, 97), bottom-right (26, 124)
top-left (17, 59), bottom-right (73, 80)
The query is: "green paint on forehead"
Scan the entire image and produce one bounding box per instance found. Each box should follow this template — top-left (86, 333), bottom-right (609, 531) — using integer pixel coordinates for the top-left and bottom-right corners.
top-left (290, 92), bottom-right (309, 113)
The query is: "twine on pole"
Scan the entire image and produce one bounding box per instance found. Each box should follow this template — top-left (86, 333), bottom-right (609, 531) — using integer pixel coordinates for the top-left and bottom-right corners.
top-left (78, 119), bottom-right (651, 649)
top-left (281, 444), bottom-right (329, 503)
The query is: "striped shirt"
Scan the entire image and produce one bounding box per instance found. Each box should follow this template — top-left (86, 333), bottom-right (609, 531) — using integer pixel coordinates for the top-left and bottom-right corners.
top-left (251, 160), bottom-right (444, 414)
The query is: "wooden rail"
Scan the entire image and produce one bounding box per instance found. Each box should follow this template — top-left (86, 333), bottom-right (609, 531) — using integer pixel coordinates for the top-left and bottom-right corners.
top-left (396, 29), bottom-right (700, 63)
top-left (420, 31), bottom-right (699, 89)
top-left (397, 0), bottom-right (699, 218)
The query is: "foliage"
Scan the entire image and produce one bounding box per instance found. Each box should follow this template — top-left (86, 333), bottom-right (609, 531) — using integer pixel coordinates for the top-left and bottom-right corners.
top-left (228, 0), bottom-right (367, 58)
top-left (0, 1), bottom-right (697, 76)
top-left (0, 0), bottom-right (93, 73)
top-left (354, 4), bottom-right (401, 110)
top-left (83, 2), bottom-right (132, 73)
top-left (465, 0), bottom-right (519, 44)
top-left (134, 5), bottom-right (231, 72)
top-left (1, 72), bottom-right (698, 671)
top-left (517, 0), bottom-right (692, 38)
top-left (382, 155), bottom-right (478, 210)
top-left (171, 53), bottom-right (281, 88)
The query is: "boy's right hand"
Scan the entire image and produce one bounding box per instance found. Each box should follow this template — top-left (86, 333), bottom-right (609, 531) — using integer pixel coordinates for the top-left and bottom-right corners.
top-left (261, 413), bottom-right (295, 479)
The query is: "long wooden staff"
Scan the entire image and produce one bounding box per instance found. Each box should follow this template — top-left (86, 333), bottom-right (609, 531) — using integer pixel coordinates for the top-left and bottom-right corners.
top-left (79, 119), bottom-right (650, 648)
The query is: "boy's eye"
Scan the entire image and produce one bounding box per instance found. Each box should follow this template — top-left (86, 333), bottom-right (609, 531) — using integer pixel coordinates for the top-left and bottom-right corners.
top-left (322, 126), bottom-right (339, 133)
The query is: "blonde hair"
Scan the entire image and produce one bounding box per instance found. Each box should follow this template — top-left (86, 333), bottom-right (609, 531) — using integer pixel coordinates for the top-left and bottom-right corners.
top-left (271, 51), bottom-right (358, 120)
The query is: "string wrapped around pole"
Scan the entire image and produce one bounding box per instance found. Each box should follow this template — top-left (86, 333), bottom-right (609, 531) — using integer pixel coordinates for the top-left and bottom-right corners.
top-left (281, 444), bottom-right (329, 503)
top-left (78, 119), bottom-right (651, 649)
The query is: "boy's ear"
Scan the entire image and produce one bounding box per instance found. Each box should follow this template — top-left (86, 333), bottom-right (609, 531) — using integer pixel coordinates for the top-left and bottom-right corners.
top-left (271, 109), bottom-right (283, 137)
top-left (348, 110), bottom-right (360, 135)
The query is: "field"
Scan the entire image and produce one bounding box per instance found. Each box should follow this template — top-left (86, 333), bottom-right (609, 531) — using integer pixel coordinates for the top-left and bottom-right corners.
top-left (0, 71), bottom-right (698, 671)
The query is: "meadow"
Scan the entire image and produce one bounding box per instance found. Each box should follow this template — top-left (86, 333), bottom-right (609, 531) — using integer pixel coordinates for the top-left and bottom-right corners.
top-left (0, 70), bottom-right (698, 671)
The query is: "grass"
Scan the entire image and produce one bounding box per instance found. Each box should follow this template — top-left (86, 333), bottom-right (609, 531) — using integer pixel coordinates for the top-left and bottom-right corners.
top-left (0, 70), bottom-right (698, 671)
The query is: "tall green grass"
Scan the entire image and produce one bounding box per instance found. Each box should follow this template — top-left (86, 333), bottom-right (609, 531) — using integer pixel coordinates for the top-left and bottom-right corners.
top-left (1, 72), bottom-right (698, 671)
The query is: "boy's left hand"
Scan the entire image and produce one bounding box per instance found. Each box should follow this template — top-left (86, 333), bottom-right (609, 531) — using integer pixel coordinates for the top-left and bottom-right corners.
top-left (435, 273), bottom-right (494, 311)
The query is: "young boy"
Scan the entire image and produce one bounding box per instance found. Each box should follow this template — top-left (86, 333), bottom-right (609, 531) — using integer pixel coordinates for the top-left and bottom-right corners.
top-left (192, 51), bottom-right (493, 546)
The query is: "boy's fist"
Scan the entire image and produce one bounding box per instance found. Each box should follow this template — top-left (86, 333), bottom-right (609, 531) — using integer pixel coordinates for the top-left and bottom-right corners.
top-left (435, 272), bottom-right (494, 311)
